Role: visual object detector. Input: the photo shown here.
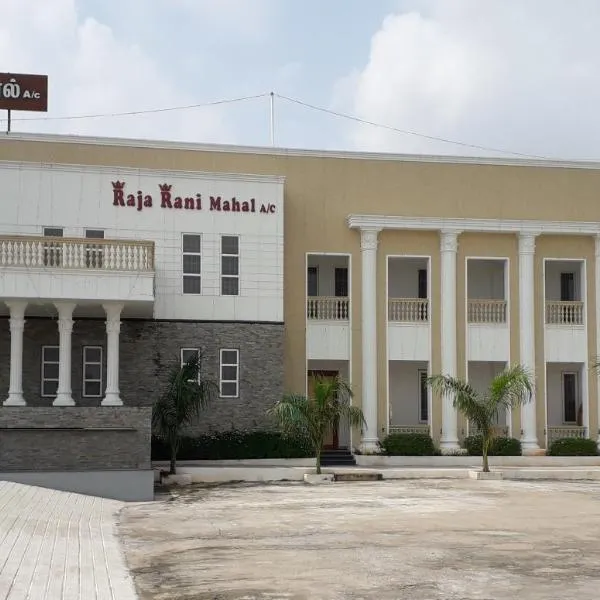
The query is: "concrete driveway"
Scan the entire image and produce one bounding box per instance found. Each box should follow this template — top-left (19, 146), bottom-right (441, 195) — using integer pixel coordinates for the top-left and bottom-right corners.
top-left (118, 479), bottom-right (600, 599)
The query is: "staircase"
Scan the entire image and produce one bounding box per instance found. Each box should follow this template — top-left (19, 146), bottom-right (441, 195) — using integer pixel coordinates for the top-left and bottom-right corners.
top-left (320, 448), bottom-right (356, 466)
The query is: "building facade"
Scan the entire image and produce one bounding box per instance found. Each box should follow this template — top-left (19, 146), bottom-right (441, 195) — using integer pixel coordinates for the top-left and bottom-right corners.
top-left (1, 133), bottom-right (600, 497)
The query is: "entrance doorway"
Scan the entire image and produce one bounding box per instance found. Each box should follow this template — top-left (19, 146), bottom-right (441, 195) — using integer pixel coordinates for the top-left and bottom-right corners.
top-left (307, 369), bottom-right (340, 449)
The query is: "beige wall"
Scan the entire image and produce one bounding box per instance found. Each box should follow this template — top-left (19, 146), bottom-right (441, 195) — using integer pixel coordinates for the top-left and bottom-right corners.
top-left (2, 137), bottom-right (600, 446)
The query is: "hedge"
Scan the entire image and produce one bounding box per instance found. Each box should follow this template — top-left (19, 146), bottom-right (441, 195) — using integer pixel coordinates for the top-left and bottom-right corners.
top-left (151, 430), bottom-right (313, 461)
top-left (548, 437), bottom-right (598, 457)
top-left (463, 435), bottom-right (522, 456)
top-left (380, 433), bottom-right (438, 456)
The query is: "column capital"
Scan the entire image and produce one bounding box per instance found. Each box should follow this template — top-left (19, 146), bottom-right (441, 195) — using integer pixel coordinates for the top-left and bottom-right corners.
top-left (360, 228), bottom-right (381, 252)
top-left (518, 232), bottom-right (538, 255)
top-left (594, 234), bottom-right (600, 257)
top-left (102, 302), bottom-right (124, 321)
top-left (5, 300), bottom-right (27, 319)
top-left (439, 229), bottom-right (460, 253)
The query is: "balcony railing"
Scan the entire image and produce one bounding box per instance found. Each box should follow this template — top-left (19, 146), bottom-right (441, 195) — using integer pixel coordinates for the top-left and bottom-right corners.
top-left (545, 301), bottom-right (584, 325)
top-left (467, 299), bottom-right (507, 324)
top-left (0, 236), bottom-right (154, 272)
top-left (388, 425), bottom-right (430, 435)
top-left (546, 426), bottom-right (587, 445)
top-left (388, 298), bottom-right (429, 322)
top-left (307, 296), bottom-right (350, 321)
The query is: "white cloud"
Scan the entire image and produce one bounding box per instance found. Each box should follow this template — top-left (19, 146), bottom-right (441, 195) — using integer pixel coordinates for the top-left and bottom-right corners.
top-left (334, 0), bottom-right (600, 159)
top-left (0, 0), bottom-right (232, 143)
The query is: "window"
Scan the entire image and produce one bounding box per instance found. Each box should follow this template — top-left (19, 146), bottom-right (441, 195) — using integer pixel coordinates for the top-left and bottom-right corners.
top-left (181, 348), bottom-right (200, 382)
top-left (418, 369), bottom-right (428, 423)
top-left (221, 236), bottom-right (239, 296)
top-left (418, 269), bottom-right (428, 299)
top-left (182, 234), bottom-right (201, 294)
top-left (85, 229), bottom-right (104, 268)
top-left (220, 349), bottom-right (239, 397)
top-left (43, 227), bottom-right (63, 267)
top-left (562, 372), bottom-right (578, 423)
top-left (307, 266), bottom-right (319, 297)
top-left (560, 272), bottom-right (575, 302)
top-left (83, 346), bottom-right (103, 397)
top-left (334, 267), bottom-right (348, 297)
top-left (41, 345), bottom-right (59, 397)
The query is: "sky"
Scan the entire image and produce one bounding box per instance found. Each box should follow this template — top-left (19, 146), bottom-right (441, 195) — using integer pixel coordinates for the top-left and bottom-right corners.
top-left (1, 0), bottom-right (600, 160)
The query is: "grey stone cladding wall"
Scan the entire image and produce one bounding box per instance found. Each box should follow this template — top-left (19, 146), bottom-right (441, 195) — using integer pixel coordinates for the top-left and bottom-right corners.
top-left (0, 407), bottom-right (150, 471)
top-left (0, 318), bottom-right (284, 434)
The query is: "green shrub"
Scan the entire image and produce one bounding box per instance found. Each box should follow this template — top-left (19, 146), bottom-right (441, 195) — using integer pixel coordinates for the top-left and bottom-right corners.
top-left (380, 433), bottom-right (437, 456)
top-left (463, 435), bottom-right (522, 456)
top-left (151, 430), bottom-right (313, 461)
top-left (548, 437), bottom-right (598, 457)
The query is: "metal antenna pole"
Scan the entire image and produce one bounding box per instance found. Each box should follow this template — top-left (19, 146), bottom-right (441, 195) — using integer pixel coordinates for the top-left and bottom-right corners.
top-left (7, 109), bottom-right (11, 134)
top-left (269, 92), bottom-right (275, 146)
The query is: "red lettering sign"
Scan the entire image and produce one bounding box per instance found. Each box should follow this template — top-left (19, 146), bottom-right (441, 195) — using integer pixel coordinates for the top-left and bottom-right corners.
top-left (111, 181), bottom-right (275, 215)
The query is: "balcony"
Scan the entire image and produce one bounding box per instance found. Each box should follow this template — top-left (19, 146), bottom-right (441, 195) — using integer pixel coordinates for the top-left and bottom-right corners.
top-left (307, 296), bottom-right (350, 321)
top-left (0, 235), bottom-right (155, 304)
top-left (545, 301), bottom-right (584, 325)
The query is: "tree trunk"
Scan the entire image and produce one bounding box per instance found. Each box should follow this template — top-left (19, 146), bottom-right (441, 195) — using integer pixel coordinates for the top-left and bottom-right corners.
top-left (169, 440), bottom-right (177, 475)
top-left (482, 437), bottom-right (490, 473)
top-left (316, 449), bottom-right (321, 475)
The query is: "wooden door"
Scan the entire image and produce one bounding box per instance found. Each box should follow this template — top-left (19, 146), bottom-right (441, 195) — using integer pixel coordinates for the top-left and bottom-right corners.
top-left (307, 370), bottom-right (339, 449)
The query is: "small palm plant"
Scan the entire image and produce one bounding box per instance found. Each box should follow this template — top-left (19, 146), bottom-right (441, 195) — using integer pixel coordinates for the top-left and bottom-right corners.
top-left (268, 374), bottom-right (365, 474)
top-left (428, 364), bottom-right (533, 472)
top-left (152, 352), bottom-right (218, 475)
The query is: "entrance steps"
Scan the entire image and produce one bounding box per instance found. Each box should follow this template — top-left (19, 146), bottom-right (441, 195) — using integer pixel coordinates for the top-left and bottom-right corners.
top-left (321, 448), bottom-right (356, 466)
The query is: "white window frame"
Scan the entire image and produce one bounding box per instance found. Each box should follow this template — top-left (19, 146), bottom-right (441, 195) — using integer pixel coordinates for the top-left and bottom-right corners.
top-left (221, 235), bottom-right (240, 296)
top-left (182, 233), bottom-right (202, 295)
top-left (41, 345), bottom-right (59, 397)
top-left (561, 371), bottom-right (579, 424)
top-left (83, 346), bottom-right (103, 398)
top-left (418, 369), bottom-right (429, 424)
top-left (220, 349), bottom-right (239, 398)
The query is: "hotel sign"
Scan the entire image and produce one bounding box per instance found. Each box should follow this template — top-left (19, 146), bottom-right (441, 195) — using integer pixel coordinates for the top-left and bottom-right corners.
top-left (112, 181), bottom-right (276, 214)
top-left (0, 73), bottom-right (48, 112)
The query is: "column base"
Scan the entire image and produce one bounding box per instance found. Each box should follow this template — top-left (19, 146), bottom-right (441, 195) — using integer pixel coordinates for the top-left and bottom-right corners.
top-left (359, 438), bottom-right (381, 454)
top-left (53, 394), bottom-right (75, 407)
top-left (3, 393), bottom-right (26, 406)
top-left (521, 439), bottom-right (541, 456)
top-left (101, 393), bottom-right (123, 407)
top-left (439, 438), bottom-right (460, 452)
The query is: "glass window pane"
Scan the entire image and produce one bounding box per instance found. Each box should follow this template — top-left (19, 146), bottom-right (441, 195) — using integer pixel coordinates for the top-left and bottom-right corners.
top-left (221, 256), bottom-right (238, 276)
top-left (44, 347), bottom-right (59, 362)
top-left (221, 365), bottom-right (237, 381)
top-left (183, 276), bottom-right (201, 294)
top-left (221, 350), bottom-right (238, 365)
top-left (43, 380), bottom-right (58, 397)
top-left (85, 364), bottom-right (101, 380)
top-left (85, 229), bottom-right (105, 239)
top-left (181, 349), bottom-right (198, 364)
top-left (85, 347), bottom-right (102, 363)
top-left (183, 234), bottom-right (201, 253)
top-left (44, 363), bottom-right (59, 380)
top-left (221, 236), bottom-right (239, 255)
top-left (43, 227), bottom-right (63, 237)
top-left (221, 381), bottom-right (238, 397)
top-left (221, 277), bottom-right (239, 296)
top-left (183, 254), bottom-right (201, 274)
top-left (85, 381), bottom-right (102, 397)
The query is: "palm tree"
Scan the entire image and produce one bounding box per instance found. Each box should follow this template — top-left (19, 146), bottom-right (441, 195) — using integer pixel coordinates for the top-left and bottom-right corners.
top-left (152, 352), bottom-right (218, 474)
top-left (427, 364), bottom-right (533, 472)
top-left (267, 374), bottom-right (365, 474)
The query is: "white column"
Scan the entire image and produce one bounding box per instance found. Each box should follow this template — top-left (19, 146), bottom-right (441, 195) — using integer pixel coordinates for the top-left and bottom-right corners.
top-left (519, 233), bottom-right (539, 452)
top-left (360, 227), bottom-right (381, 452)
top-left (595, 235), bottom-right (600, 450)
top-left (439, 230), bottom-right (460, 450)
top-left (4, 301), bottom-right (27, 406)
top-left (53, 302), bottom-right (76, 407)
top-left (102, 302), bottom-right (124, 406)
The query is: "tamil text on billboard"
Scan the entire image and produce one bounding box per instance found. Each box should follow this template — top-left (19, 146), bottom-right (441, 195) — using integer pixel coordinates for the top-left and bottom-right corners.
top-left (0, 73), bottom-right (48, 112)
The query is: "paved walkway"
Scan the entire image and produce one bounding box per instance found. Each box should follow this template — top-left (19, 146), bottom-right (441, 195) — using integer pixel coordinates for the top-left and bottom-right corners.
top-left (0, 481), bottom-right (138, 600)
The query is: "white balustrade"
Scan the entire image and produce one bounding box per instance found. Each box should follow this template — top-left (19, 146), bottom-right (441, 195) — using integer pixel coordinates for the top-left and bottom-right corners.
top-left (547, 426), bottom-right (587, 445)
top-left (0, 236), bottom-right (154, 272)
top-left (388, 298), bottom-right (429, 322)
top-left (545, 301), bottom-right (584, 325)
top-left (388, 425), bottom-right (430, 435)
top-left (467, 299), bottom-right (507, 324)
top-left (306, 297), bottom-right (350, 320)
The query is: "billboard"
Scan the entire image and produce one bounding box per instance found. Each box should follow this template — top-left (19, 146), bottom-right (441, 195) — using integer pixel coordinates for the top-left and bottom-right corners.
top-left (0, 73), bottom-right (48, 112)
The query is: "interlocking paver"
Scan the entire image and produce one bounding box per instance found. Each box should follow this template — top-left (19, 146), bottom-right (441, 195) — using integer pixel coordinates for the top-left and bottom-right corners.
top-left (0, 481), bottom-right (138, 600)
